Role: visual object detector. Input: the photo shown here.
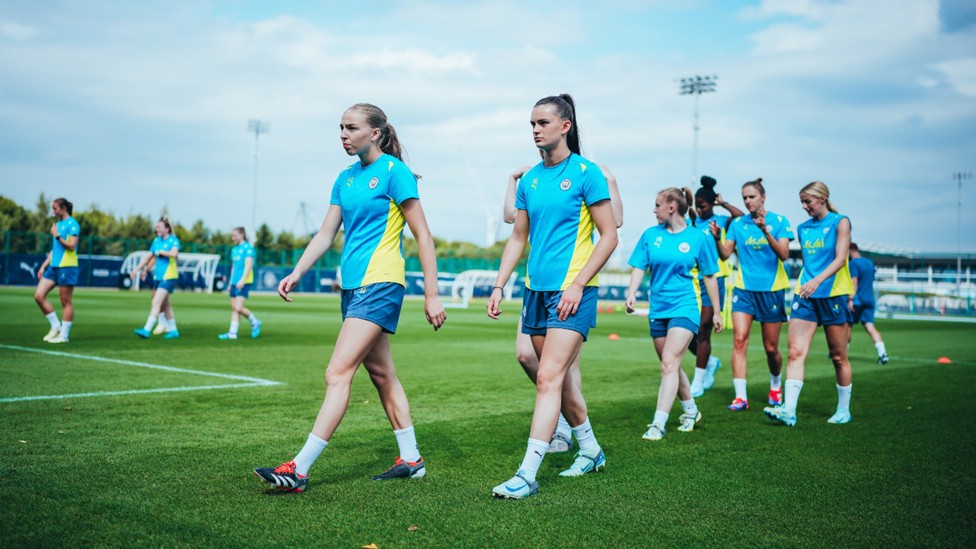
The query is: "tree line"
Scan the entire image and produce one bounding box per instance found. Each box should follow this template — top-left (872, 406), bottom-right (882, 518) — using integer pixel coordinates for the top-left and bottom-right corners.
top-left (0, 193), bottom-right (508, 260)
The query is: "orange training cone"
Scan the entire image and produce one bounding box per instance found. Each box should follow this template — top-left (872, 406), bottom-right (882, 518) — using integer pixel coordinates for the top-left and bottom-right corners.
top-left (937, 357), bottom-right (952, 364)
top-left (608, 333), bottom-right (620, 341)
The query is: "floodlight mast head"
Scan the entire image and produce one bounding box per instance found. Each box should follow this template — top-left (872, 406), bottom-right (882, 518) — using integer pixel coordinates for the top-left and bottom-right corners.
top-left (679, 75), bottom-right (718, 95)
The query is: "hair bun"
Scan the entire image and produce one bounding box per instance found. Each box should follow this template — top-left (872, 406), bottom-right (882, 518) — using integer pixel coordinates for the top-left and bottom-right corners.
top-left (756, 177), bottom-right (763, 183)
top-left (700, 175), bottom-right (717, 189)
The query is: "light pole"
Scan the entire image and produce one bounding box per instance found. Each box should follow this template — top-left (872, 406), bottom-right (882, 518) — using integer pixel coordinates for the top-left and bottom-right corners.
top-left (678, 75), bottom-right (717, 184)
top-left (247, 119), bottom-right (270, 236)
top-left (952, 171), bottom-right (971, 299)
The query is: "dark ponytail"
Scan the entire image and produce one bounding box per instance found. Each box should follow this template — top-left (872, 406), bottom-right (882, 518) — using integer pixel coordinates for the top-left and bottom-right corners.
top-left (54, 197), bottom-right (73, 215)
top-left (534, 94), bottom-right (582, 155)
top-left (695, 175), bottom-right (717, 205)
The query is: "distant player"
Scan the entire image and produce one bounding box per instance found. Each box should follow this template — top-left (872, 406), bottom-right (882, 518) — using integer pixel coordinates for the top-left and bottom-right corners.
top-left (689, 175), bottom-right (743, 397)
top-left (714, 178), bottom-right (793, 411)
top-left (217, 227), bottom-right (263, 340)
top-left (503, 162), bottom-right (623, 453)
top-left (626, 187), bottom-right (722, 441)
top-left (487, 94), bottom-right (617, 500)
top-left (130, 217), bottom-right (181, 339)
top-left (848, 243), bottom-right (888, 364)
top-left (765, 181), bottom-right (854, 426)
top-left (253, 103), bottom-right (445, 494)
top-left (33, 197), bottom-right (79, 344)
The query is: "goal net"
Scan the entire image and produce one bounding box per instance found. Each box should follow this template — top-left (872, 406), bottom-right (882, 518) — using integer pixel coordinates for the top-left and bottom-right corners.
top-left (120, 251), bottom-right (222, 293)
top-left (442, 269), bottom-right (518, 309)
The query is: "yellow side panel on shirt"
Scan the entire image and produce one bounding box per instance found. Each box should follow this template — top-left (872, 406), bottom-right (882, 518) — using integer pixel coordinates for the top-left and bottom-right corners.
top-left (164, 258), bottom-right (179, 280)
top-left (60, 247), bottom-right (79, 268)
top-left (560, 203), bottom-right (599, 290)
top-left (829, 261), bottom-right (854, 297)
top-left (361, 200), bottom-right (407, 287)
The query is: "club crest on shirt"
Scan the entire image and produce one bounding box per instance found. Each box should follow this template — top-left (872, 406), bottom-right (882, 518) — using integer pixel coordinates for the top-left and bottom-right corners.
top-left (679, 242), bottom-right (691, 253)
top-left (369, 177), bottom-right (379, 189)
top-left (823, 226), bottom-right (831, 234)
top-left (560, 179), bottom-right (572, 191)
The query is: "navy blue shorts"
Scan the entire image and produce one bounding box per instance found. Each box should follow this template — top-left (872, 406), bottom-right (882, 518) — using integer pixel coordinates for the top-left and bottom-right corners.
top-left (230, 284), bottom-right (252, 298)
top-left (852, 303), bottom-right (875, 324)
top-left (731, 288), bottom-right (788, 323)
top-left (700, 276), bottom-right (727, 310)
top-left (42, 266), bottom-right (79, 287)
top-left (521, 286), bottom-right (598, 341)
top-left (791, 295), bottom-right (852, 326)
top-left (341, 282), bottom-right (405, 334)
top-left (154, 279), bottom-right (177, 293)
top-left (650, 316), bottom-right (699, 338)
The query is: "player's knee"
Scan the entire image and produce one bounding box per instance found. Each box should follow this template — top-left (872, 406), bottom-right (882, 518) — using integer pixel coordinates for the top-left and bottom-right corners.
top-left (733, 334), bottom-right (750, 352)
top-left (515, 349), bottom-right (536, 369)
top-left (660, 356), bottom-right (681, 374)
top-left (324, 363), bottom-right (355, 386)
top-left (787, 346), bottom-right (807, 363)
top-left (828, 349), bottom-right (846, 367)
top-left (535, 368), bottom-right (563, 394)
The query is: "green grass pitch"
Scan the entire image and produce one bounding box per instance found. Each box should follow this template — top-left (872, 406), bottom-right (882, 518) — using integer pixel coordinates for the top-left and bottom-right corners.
top-left (1, 287), bottom-right (974, 547)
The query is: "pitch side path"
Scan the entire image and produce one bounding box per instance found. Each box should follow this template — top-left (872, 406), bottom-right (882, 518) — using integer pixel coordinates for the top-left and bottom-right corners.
top-left (1, 287), bottom-right (974, 547)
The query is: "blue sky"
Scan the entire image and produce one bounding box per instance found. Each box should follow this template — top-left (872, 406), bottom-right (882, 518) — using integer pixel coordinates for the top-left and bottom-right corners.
top-left (1, 0), bottom-right (974, 259)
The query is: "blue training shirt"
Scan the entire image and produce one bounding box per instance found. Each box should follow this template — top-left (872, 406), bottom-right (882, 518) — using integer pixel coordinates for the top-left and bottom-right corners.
top-left (51, 216), bottom-right (81, 268)
top-left (230, 241), bottom-right (255, 285)
top-left (725, 211), bottom-right (793, 291)
top-left (849, 256), bottom-right (876, 306)
top-left (330, 153), bottom-right (419, 290)
top-left (629, 224), bottom-right (719, 324)
top-left (516, 153), bottom-right (610, 291)
top-left (150, 234), bottom-right (181, 281)
top-left (795, 211), bottom-right (854, 298)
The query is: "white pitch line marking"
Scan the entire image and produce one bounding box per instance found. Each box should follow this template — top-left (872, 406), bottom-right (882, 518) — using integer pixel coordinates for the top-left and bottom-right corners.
top-left (0, 344), bottom-right (282, 403)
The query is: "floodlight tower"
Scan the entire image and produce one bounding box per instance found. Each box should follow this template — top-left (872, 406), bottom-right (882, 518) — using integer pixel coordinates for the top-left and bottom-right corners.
top-left (247, 119), bottom-right (270, 235)
top-left (678, 75), bottom-right (718, 184)
top-left (952, 171), bottom-right (971, 298)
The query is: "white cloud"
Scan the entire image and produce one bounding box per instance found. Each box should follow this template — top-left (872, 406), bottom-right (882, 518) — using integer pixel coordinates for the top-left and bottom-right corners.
top-left (0, 0), bottom-right (973, 253)
top-left (933, 57), bottom-right (976, 96)
top-left (0, 21), bottom-right (36, 40)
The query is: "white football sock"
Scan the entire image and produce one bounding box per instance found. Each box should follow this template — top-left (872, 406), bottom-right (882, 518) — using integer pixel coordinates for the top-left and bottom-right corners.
top-left (784, 380), bottom-right (804, 414)
top-left (733, 378), bottom-right (748, 400)
top-left (394, 425), bottom-right (421, 462)
top-left (293, 433), bottom-right (328, 476)
top-left (571, 418), bottom-right (599, 453)
top-left (652, 410), bottom-right (669, 429)
top-left (45, 312), bottom-right (61, 329)
top-left (875, 341), bottom-right (887, 356)
top-left (555, 414), bottom-right (572, 441)
top-left (836, 384), bottom-right (852, 410)
top-left (59, 321), bottom-right (72, 339)
top-left (517, 438), bottom-right (549, 482)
